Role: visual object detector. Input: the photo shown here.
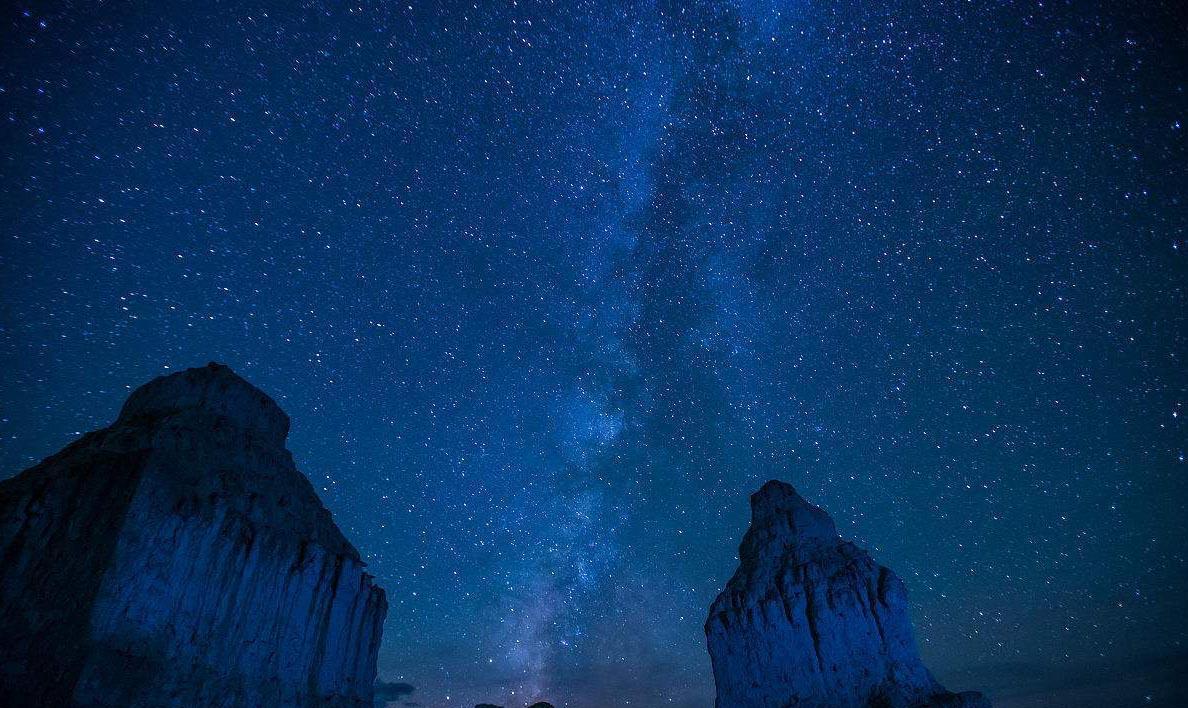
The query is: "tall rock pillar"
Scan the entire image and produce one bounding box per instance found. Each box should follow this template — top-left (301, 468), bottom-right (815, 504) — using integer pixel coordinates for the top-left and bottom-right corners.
top-left (706, 480), bottom-right (988, 708)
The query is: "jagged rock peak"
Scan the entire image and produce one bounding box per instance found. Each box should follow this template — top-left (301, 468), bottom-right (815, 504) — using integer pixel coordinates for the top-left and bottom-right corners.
top-left (748, 479), bottom-right (838, 541)
top-left (116, 361), bottom-right (289, 445)
top-left (706, 480), bottom-right (989, 708)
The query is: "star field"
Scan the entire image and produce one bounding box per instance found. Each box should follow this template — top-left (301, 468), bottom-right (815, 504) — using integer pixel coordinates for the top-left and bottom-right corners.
top-left (1, 1), bottom-right (1185, 706)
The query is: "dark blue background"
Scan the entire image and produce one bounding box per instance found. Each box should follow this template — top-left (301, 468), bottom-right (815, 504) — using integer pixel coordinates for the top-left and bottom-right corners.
top-left (2, 1), bottom-right (1184, 706)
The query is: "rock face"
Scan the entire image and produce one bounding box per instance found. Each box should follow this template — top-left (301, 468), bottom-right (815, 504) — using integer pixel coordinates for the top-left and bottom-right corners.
top-left (0, 363), bottom-right (387, 707)
top-left (705, 481), bottom-right (988, 708)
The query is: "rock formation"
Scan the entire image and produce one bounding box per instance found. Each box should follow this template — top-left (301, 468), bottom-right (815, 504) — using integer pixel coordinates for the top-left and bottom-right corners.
top-left (705, 480), bottom-right (988, 708)
top-left (0, 363), bottom-right (387, 707)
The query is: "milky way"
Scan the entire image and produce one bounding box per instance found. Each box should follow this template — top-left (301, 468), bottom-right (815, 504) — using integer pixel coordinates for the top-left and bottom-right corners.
top-left (1, 2), bottom-right (1185, 706)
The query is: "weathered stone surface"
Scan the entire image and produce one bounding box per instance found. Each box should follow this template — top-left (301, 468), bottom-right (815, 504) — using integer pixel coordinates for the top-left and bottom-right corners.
top-left (0, 363), bottom-right (387, 707)
top-left (706, 481), bottom-right (989, 708)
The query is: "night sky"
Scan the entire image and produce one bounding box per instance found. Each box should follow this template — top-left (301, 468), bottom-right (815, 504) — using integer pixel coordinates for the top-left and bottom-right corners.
top-left (2, 1), bottom-right (1186, 707)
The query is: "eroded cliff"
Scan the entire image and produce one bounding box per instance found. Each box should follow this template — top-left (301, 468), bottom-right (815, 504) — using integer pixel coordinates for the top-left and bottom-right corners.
top-left (0, 363), bottom-right (387, 707)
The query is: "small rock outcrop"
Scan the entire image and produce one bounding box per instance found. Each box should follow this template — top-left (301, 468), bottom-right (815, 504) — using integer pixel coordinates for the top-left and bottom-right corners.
top-left (705, 481), bottom-right (988, 708)
top-left (0, 363), bottom-right (387, 707)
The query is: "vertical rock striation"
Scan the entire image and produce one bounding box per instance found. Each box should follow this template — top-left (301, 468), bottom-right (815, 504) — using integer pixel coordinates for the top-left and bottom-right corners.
top-left (706, 481), bottom-right (988, 708)
top-left (0, 363), bottom-right (387, 708)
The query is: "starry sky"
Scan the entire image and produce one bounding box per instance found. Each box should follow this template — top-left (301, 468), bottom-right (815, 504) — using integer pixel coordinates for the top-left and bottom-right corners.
top-left (2, 1), bottom-right (1186, 706)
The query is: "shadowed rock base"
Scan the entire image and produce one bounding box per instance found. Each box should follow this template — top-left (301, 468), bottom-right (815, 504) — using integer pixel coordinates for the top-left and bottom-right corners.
top-left (706, 481), bottom-right (989, 708)
top-left (0, 363), bottom-right (387, 708)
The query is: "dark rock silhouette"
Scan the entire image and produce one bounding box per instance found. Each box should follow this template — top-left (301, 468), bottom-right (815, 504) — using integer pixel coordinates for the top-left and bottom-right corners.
top-left (374, 680), bottom-right (416, 706)
top-left (0, 363), bottom-right (387, 707)
top-left (705, 481), bottom-right (989, 708)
